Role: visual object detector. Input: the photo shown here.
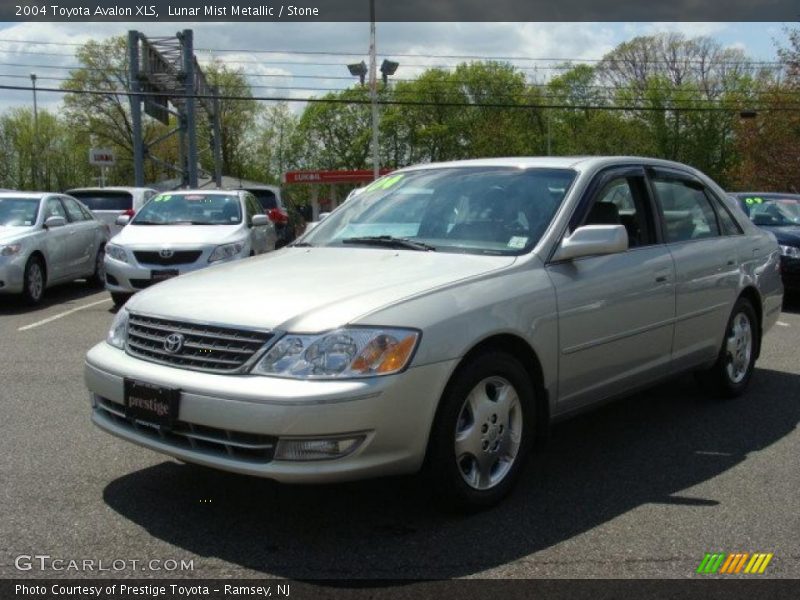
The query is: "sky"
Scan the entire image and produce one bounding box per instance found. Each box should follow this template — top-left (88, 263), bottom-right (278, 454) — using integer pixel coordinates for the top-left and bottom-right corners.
top-left (0, 21), bottom-right (791, 114)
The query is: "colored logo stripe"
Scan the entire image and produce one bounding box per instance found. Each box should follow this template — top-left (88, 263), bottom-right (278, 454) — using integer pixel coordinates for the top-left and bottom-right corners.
top-left (697, 552), bottom-right (773, 574)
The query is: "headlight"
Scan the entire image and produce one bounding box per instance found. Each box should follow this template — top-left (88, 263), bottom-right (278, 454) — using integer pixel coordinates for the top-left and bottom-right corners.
top-left (106, 308), bottom-right (129, 349)
top-left (780, 245), bottom-right (800, 258)
top-left (208, 242), bottom-right (244, 262)
top-left (106, 244), bottom-right (128, 263)
top-left (0, 243), bottom-right (22, 256)
top-left (252, 328), bottom-right (420, 379)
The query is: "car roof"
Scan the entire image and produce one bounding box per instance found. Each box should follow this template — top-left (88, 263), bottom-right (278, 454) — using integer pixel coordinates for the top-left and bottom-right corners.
top-left (66, 187), bottom-right (156, 193)
top-left (158, 189), bottom-right (243, 195)
top-left (0, 191), bottom-right (48, 199)
top-left (730, 192), bottom-right (800, 199)
top-left (394, 156), bottom-right (708, 174)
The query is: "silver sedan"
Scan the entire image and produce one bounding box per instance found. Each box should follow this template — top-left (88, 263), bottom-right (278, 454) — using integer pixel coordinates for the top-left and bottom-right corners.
top-left (0, 192), bottom-right (109, 304)
top-left (85, 157), bottom-right (782, 510)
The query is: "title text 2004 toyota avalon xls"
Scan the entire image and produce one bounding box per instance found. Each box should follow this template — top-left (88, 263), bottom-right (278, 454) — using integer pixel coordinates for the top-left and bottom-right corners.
top-left (85, 157), bottom-right (782, 510)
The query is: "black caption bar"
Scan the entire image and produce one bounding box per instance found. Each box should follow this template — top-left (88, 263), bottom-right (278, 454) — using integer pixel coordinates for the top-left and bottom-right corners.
top-left (4, 580), bottom-right (800, 600)
top-left (2, 0), bottom-right (800, 21)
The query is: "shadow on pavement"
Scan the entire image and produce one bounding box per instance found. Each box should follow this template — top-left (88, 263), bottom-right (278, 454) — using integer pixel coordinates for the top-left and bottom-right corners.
top-left (0, 280), bottom-right (106, 316)
top-left (103, 368), bottom-right (800, 580)
top-left (782, 294), bottom-right (800, 315)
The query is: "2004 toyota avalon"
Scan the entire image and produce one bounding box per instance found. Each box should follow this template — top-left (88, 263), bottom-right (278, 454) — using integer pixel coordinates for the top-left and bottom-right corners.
top-left (104, 190), bottom-right (277, 306)
top-left (85, 157), bottom-right (783, 510)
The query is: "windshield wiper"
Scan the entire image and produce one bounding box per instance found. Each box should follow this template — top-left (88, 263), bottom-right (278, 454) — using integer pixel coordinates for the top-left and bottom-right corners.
top-left (291, 241), bottom-right (314, 247)
top-left (131, 220), bottom-right (162, 225)
top-left (341, 236), bottom-right (436, 251)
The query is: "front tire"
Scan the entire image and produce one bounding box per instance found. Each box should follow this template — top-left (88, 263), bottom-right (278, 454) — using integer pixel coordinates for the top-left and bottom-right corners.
top-left (425, 351), bottom-right (535, 511)
top-left (110, 292), bottom-right (130, 308)
top-left (22, 256), bottom-right (45, 305)
top-left (87, 246), bottom-right (106, 287)
top-left (695, 297), bottom-right (758, 398)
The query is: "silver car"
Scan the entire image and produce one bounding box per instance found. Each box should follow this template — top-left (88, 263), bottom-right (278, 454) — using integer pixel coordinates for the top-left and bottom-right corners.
top-left (85, 157), bottom-right (783, 510)
top-left (104, 189), bottom-right (277, 306)
top-left (0, 192), bottom-right (109, 304)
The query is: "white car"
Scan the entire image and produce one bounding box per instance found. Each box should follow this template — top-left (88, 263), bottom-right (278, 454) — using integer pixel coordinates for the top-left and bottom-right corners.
top-left (66, 187), bottom-right (157, 237)
top-left (104, 189), bottom-right (276, 306)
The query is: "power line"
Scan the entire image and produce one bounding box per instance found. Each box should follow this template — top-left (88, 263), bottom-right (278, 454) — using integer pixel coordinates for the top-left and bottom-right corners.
top-left (3, 82), bottom-right (799, 113)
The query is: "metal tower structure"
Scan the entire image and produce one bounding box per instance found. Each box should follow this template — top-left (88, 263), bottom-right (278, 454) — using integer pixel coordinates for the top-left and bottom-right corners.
top-left (128, 29), bottom-right (222, 188)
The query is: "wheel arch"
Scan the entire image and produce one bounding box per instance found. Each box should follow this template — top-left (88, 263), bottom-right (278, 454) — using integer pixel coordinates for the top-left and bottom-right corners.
top-left (27, 250), bottom-right (47, 284)
top-left (424, 333), bottom-right (550, 467)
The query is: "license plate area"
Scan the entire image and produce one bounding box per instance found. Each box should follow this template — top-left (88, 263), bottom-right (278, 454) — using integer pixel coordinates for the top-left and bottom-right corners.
top-left (124, 379), bottom-right (180, 428)
top-left (151, 269), bottom-right (179, 283)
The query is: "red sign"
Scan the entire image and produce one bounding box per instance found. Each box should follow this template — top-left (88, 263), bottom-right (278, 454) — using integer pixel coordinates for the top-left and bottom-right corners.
top-left (283, 168), bottom-right (393, 184)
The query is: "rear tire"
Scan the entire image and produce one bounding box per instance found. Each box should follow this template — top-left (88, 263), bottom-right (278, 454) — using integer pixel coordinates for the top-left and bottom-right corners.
top-left (110, 292), bottom-right (130, 308)
top-left (87, 246), bottom-right (106, 287)
top-left (22, 256), bottom-right (45, 305)
top-left (424, 351), bottom-right (535, 512)
top-left (695, 297), bottom-right (758, 399)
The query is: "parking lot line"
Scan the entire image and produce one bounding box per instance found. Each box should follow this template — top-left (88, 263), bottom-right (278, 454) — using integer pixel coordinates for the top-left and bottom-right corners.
top-left (17, 297), bottom-right (112, 331)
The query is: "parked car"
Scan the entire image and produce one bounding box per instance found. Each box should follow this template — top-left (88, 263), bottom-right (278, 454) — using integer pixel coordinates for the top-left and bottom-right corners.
top-left (730, 192), bottom-right (800, 293)
top-left (238, 185), bottom-right (305, 248)
top-left (65, 187), bottom-right (157, 237)
top-left (86, 157), bottom-right (782, 510)
top-left (0, 192), bottom-right (109, 304)
top-left (104, 189), bottom-right (277, 306)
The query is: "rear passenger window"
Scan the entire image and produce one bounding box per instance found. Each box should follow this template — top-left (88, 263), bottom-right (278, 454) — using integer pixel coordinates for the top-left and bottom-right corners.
top-left (652, 178), bottom-right (720, 242)
top-left (713, 197), bottom-right (744, 235)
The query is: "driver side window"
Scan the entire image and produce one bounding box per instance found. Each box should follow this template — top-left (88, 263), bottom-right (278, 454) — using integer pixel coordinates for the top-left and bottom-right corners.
top-left (582, 175), bottom-right (656, 248)
top-left (44, 198), bottom-right (67, 221)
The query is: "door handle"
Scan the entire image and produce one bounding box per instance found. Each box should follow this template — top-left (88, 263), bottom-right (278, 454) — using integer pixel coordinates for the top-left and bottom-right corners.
top-left (655, 275), bottom-right (668, 283)
top-left (726, 259), bottom-right (735, 266)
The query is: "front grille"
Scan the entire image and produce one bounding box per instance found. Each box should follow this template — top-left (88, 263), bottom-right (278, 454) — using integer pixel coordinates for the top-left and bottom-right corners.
top-left (134, 250), bottom-right (203, 266)
top-left (126, 313), bottom-right (273, 373)
top-left (96, 397), bottom-right (276, 463)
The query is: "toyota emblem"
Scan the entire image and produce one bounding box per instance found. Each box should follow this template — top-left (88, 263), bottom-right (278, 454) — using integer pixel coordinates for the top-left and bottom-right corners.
top-left (164, 333), bottom-right (185, 354)
top-left (159, 248), bottom-right (174, 258)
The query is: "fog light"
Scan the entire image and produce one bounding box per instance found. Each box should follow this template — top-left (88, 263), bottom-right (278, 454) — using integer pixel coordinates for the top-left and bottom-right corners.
top-left (275, 436), bottom-right (365, 461)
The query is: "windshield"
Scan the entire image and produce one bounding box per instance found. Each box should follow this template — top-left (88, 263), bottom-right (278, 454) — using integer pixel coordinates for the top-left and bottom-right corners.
top-left (301, 167), bottom-right (577, 255)
top-left (67, 190), bottom-right (133, 211)
top-left (0, 197), bottom-right (40, 227)
top-left (132, 193), bottom-right (242, 225)
top-left (739, 196), bottom-right (800, 227)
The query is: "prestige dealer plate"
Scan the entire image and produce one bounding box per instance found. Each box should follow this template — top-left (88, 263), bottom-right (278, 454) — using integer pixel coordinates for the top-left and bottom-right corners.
top-left (124, 379), bottom-right (180, 427)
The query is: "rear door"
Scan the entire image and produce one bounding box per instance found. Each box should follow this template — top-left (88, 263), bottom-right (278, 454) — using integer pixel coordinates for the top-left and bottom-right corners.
top-left (648, 168), bottom-right (741, 370)
top-left (547, 166), bottom-right (676, 412)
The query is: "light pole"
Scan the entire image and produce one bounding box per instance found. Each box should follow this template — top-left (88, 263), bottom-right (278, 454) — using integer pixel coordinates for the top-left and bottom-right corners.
top-left (30, 72), bottom-right (38, 189)
top-left (368, 0), bottom-right (379, 179)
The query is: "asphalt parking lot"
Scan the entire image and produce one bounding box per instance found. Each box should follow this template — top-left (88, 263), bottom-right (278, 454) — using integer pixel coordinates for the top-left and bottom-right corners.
top-left (1, 283), bottom-right (799, 580)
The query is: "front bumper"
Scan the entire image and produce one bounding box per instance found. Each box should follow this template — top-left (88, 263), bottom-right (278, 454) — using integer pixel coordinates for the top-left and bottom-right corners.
top-left (85, 342), bottom-right (456, 483)
top-left (0, 253), bottom-right (27, 294)
top-left (104, 250), bottom-right (240, 294)
top-left (780, 256), bottom-right (800, 291)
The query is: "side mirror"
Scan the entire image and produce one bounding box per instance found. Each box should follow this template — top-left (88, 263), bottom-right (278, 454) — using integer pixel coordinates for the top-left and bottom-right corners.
top-left (552, 225), bottom-right (628, 261)
top-left (318, 212), bottom-right (331, 222)
top-left (115, 215), bottom-right (131, 226)
top-left (251, 214), bottom-right (269, 227)
top-left (44, 216), bottom-right (66, 229)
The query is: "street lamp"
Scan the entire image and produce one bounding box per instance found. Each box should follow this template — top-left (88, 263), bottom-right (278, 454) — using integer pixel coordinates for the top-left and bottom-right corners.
top-left (380, 60), bottom-right (399, 86)
top-left (30, 72), bottom-right (38, 189)
top-left (347, 61), bottom-right (367, 86)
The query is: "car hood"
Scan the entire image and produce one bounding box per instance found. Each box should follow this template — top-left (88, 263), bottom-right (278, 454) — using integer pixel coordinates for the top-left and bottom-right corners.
top-left (0, 226), bottom-right (34, 243)
top-left (768, 225), bottom-right (800, 246)
top-left (126, 247), bottom-right (517, 331)
top-left (111, 224), bottom-right (242, 247)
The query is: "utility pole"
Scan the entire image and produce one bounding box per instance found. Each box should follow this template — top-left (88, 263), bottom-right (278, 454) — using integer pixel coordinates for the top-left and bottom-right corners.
top-left (30, 72), bottom-right (38, 189)
top-left (369, 0), bottom-right (379, 179)
top-left (128, 31), bottom-right (145, 187)
top-left (181, 29), bottom-right (199, 188)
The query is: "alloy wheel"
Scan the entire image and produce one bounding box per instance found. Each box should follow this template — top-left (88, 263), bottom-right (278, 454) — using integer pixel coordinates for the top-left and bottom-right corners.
top-left (725, 312), bottom-right (752, 384)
